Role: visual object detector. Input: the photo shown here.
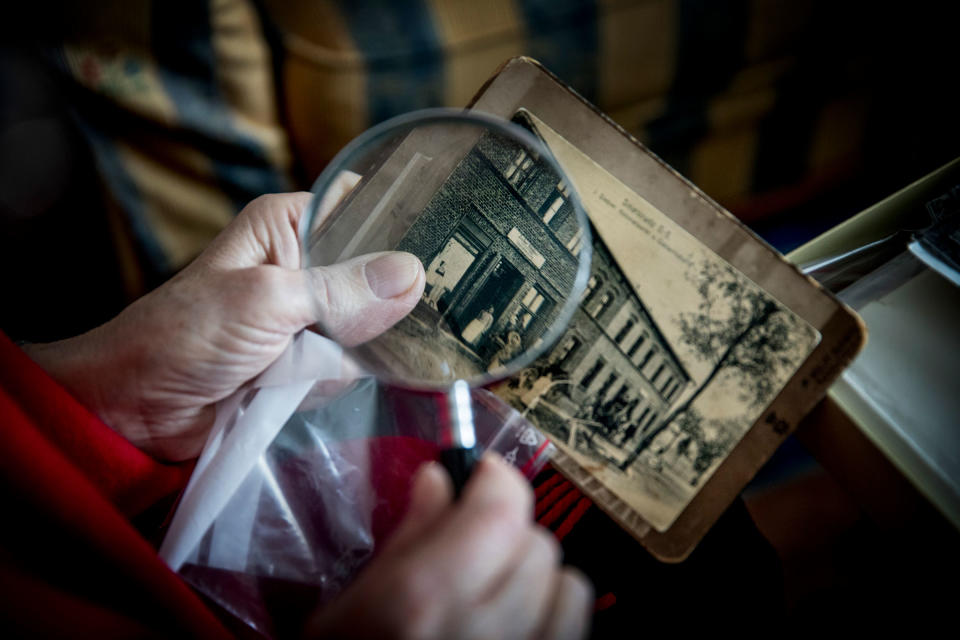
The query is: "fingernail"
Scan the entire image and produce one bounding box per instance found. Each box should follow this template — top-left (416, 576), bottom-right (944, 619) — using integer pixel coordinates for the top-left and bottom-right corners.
top-left (364, 252), bottom-right (421, 299)
top-left (409, 461), bottom-right (452, 510)
top-left (408, 463), bottom-right (434, 508)
top-left (413, 460), bottom-right (444, 485)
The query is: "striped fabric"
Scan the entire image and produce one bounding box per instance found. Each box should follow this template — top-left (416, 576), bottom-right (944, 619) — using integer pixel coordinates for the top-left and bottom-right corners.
top-left (531, 463), bottom-right (787, 633)
top-left (53, 0), bottom-right (943, 294)
top-left (53, 0), bottom-right (293, 292)
top-left (271, 0), bottom-right (872, 216)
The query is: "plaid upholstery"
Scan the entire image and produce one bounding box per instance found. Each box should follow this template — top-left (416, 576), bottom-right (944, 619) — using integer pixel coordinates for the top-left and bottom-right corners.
top-left (51, 0), bottom-right (957, 292)
top-left (52, 0), bottom-right (293, 291)
top-left (270, 0), bottom-right (873, 213)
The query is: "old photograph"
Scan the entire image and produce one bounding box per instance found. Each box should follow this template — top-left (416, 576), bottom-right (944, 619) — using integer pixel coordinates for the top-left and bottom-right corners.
top-left (331, 105), bottom-right (820, 533)
top-left (493, 112), bottom-right (821, 532)
top-left (373, 113), bottom-right (585, 380)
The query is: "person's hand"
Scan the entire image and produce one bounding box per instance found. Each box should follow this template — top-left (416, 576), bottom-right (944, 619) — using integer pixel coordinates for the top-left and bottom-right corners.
top-left (305, 455), bottom-right (593, 640)
top-left (26, 188), bottom-right (425, 460)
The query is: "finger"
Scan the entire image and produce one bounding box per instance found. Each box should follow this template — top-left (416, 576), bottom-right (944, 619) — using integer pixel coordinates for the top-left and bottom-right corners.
top-left (204, 178), bottom-right (360, 272)
top-left (458, 452), bottom-right (534, 519)
top-left (200, 192), bottom-right (313, 270)
top-left (303, 251), bottom-right (425, 343)
top-left (536, 567), bottom-right (593, 640)
top-left (307, 456), bottom-right (535, 640)
top-left (313, 170), bottom-right (362, 232)
top-left (384, 462), bottom-right (454, 553)
top-left (303, 465), bottom-right (453, 640)
top-left (396, 454), bottom-right (535, 606)
top-left (468, 526), bottom-right (561, 640)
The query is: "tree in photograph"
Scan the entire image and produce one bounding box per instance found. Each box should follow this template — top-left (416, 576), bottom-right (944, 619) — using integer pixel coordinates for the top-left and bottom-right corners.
top-left (688, 417), bottom-right (738, 486)
top-left (619, 259), bottom-right (810, 472)
top-left (645, 406), bottom-right (736, 485)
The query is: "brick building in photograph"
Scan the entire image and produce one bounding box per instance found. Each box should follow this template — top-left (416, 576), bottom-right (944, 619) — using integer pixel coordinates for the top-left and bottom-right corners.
top-left (395, 113), bottom-right (689, 467)
top-left (533, 236), bottom-right (692, 465)
top-left (397, 118), bottom-right (584, 364)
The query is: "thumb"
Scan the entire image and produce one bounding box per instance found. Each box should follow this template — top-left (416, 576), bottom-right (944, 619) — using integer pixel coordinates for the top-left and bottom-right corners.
top-left (305, 251), bottom-right (425, 346)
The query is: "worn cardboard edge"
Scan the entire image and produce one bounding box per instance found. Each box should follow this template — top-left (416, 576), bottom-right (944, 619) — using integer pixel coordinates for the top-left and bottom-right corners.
top-left (470, 57), bottom-right (868, 561)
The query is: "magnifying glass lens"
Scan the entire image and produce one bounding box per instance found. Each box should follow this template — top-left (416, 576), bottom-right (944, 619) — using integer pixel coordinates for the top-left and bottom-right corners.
top-left (303, 109), bottom-right (591, 492)
top-left (304, 109), bottom-right (591, 391)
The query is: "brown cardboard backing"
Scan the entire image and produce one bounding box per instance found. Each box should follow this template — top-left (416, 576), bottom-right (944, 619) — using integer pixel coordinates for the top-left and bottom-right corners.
top-left (470, 57), bottom-right (867, 561)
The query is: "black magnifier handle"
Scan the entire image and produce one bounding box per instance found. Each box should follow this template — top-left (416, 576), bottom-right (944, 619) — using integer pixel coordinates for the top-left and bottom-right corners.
top-left (441, 380), bottom-right (479, 498)
top-left (439, 447), bottom-right (478, 499)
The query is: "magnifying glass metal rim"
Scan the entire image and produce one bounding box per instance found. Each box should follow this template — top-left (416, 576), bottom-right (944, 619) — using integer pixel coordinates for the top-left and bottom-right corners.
top-left (301, 107), bottom-right (593, 392)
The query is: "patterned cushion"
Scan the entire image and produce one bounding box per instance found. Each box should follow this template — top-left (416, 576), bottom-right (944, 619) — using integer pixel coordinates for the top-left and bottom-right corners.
top-left (269, 0), bottom-right (870, 216)
top-left (53, 0), bottom-right (292, 290)
top-left (54, 0), bottom-right (958, 290)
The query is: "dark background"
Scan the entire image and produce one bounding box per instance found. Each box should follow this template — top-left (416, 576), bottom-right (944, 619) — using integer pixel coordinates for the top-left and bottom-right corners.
top-left (3, 1), bottom-right (958, 633)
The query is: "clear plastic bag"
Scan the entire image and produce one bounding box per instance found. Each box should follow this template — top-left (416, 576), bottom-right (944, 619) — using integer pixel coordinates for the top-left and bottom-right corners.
top-left (159, 331), bottom-right (553, 638)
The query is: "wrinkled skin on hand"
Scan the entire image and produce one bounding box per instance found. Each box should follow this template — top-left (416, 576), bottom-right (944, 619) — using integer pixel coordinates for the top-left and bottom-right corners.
top-left (27, 188), bottom-right (424, 460)
top-left (25, 185), bottom-right (594, 639)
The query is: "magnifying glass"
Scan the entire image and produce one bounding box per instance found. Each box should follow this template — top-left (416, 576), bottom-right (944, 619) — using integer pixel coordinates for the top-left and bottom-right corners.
top-left (302, 108), bottom-right (591, 493)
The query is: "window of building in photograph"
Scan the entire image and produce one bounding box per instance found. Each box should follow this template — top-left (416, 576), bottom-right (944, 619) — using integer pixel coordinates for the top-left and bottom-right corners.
top-left (540, 180), bottom-right (571, 225)
top-left (589, 291), bottom-right (613, 319)
top-left (628, 330), bottom-right (648, 358)
top-left (666, 381), bottom-right (680, 402)
top-left (565, 226), bottom-right (584, 255)
top-left (505, 149), bottom-right (535, 188)
top-left (651, 363), bottom-right (666, 386)
top-left (517, 286), bottom-right (546, 329)
top-left (660, 374), bottom-right (673, 394)
top-left (582, 274), bottom-right (600, 303)
top-left (639, 345), bottom-right (658, 370)
top-left (555, 334), bottom-right (582, 365)
top-left (637, 407), bottom-right (651, 428)
top-left (542, 197), bottom-right (562, 225)
top-left (614, 314), bottom-right (638, 345)
top-left (597, 371), bottom-right (620, 400)
top-left (521, 286), bottom-right (545, 313)
top-left (580, 356), bottom-right (606, 389)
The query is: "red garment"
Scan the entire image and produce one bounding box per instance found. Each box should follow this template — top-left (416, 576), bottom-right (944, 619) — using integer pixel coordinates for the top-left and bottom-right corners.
top-left (0, 333), bottom-right (232, 638)
top-left (0, 333), bottom-right (448, 638)
top-left (0, 329), bottom-right (664, 637)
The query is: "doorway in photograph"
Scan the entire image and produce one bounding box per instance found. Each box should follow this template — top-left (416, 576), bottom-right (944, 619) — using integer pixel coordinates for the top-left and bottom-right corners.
top-left (452, 258), bottom-right (524, 358)
top-left (424, 232), bottom-right (480, 313)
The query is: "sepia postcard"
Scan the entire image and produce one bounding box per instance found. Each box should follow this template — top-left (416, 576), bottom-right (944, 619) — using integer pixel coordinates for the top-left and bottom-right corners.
top-left (497, 110), bottom-right (820, 533)
top-left (308, 57), bottom-right (866, 561)
top-left (470, 58), bottom-right (866, 560)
